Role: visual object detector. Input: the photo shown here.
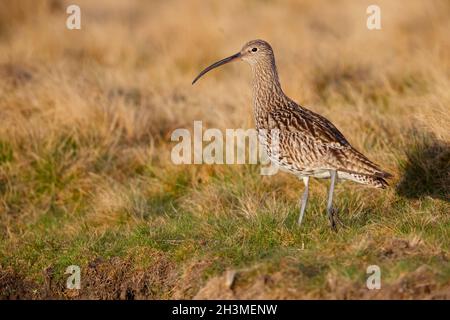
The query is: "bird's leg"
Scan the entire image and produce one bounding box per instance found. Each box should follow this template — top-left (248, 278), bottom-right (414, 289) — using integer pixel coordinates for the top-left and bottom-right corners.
top-left (327, 170), bottom-right (338, 232)
top-left (297, 177), bottom-right (309, 226)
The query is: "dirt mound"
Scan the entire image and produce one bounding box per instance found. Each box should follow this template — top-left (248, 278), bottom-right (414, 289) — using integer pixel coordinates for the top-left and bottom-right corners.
top-left (322, 265), bottom-right (449, 299)
top-left (194, 265), bottom-right (450, 300)
top-left (0, 267), bottom-right (39, 299)
top-left (0, 254), bottom-right (178, 300)
top-left (65, 255), bottom-right (177, 299)
top-left (2, 257), bottom-right (448, 300)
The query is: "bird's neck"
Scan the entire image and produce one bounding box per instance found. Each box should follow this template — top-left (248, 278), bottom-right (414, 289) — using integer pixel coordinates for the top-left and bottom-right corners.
top-left (251, 60), bottom-right (287, 126)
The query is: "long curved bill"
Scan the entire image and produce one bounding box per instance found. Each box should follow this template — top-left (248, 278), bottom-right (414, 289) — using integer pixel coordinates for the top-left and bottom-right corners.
top-left (192, 52), bottom-right (241, 85)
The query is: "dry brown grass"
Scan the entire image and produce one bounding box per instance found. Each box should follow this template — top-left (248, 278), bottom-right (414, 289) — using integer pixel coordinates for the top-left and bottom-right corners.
top-left (0, 0), bottom-right (449, 299)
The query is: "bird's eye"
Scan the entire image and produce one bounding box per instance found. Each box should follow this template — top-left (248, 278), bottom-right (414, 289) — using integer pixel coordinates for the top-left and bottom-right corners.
top-left (251, 47), bottom-right (258, 52)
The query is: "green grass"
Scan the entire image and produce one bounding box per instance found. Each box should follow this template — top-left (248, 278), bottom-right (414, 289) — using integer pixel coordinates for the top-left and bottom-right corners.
top-left (2, 158), bottom-right (448, 297)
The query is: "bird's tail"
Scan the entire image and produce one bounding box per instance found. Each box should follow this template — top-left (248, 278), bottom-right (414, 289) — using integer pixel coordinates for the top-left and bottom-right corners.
top-left (348, 173), bottom-right (390, 189)
top-left (335, 146), bottom-right (392, 188)
top-left (337, 147), bottom-right (392, 181)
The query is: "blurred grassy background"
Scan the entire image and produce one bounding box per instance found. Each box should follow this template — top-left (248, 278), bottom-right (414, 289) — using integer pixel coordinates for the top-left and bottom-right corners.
top-left (0, 0), bottom-right (449, 299)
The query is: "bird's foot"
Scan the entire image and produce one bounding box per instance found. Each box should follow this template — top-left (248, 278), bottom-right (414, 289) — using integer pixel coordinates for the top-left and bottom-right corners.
top-left (333, 208), bottom-right (347, 228)
top-left (329, 211), bottom-right (338, 232)
top-left (328, 207), bottom-right (346, 232)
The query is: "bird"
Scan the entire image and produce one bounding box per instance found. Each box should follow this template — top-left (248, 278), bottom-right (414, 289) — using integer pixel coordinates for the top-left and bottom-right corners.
top-left (192, 39), bottom-right (391, 231)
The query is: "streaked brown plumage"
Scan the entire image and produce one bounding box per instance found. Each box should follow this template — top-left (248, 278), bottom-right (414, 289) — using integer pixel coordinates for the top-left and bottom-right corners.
top-left (193, 39), bottom-right (391, 231)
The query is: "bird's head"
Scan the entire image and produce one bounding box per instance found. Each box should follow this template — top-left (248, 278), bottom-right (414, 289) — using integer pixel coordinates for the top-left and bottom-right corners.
top-left (239, 39), bottom-right (274, 65)
top-left (192, 39), bottom-right (274, 84)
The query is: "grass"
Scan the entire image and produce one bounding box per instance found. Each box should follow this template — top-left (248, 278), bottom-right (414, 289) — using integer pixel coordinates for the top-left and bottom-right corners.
top-left (0, 0), bottom-right (449, 299)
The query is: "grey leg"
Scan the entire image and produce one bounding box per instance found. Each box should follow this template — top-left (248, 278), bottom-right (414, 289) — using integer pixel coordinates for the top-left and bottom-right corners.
top-left (327, 170), bottom-right (338, 231)
top-left (297, 177), bottom-right (309, 226)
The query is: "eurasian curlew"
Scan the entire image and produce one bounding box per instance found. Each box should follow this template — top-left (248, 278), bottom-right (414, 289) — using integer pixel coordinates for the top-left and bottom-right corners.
top-left (192, 39), bottom-right (391, 231)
